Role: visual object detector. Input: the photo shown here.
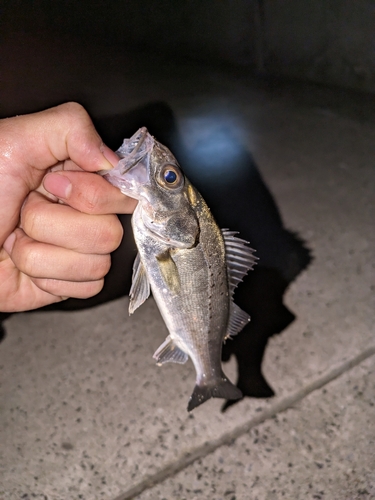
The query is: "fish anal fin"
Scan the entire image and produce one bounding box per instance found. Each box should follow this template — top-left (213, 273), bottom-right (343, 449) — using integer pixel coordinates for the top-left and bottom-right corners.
top-left (225, 302), bottom-right (251, 340)
top-left (187, 376), bottom-right (242, 411)
top-left (129, 253), bottom-right (150, 315)
top-left (153, 336), bottom-right (188, 365)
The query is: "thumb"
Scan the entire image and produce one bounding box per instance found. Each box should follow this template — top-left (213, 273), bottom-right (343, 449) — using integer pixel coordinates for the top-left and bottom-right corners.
top-left (0, 102), bottom-right (117, 246)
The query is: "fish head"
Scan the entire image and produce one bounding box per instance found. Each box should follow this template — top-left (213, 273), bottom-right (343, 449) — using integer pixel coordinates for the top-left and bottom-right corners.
top-left (103, 128), bottom-right (199, 249)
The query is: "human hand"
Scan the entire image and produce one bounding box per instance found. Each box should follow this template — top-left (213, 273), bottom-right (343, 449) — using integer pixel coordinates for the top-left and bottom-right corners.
top-left (0, 102), bottom-right (137, 312)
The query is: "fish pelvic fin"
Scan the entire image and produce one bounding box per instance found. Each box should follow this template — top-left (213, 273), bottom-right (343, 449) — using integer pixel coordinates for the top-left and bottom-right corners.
top-left (187, 377), bottom-right (242, 412)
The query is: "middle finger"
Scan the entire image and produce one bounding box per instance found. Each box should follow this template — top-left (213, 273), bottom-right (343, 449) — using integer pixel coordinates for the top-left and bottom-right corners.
top-left (21, 191), bottom-right (123, 254)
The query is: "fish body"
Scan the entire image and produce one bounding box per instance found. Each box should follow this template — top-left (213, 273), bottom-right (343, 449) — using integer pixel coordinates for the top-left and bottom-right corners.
top-left (103, 128), bottom-right (257, 411)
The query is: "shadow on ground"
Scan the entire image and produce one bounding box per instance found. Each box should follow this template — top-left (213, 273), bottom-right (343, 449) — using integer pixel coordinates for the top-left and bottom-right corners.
top-left (0, 101), bottom-right (312, 409)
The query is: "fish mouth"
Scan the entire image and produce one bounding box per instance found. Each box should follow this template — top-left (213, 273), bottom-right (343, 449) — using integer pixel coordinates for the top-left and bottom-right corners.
top-left (98, 127), bottom-right (154, 176)
top-left (117, 127), bottom-right (148, 170)
top-left (116, 127), bottom-right (153, 175)
top-left (99, 127), bottom-right (154, 197)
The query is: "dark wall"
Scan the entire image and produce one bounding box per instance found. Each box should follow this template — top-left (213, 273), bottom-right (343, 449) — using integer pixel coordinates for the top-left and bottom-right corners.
top-left (263, 1), bottom-right (375, 93)
top-left (2, 0), bottom-right (374, 93)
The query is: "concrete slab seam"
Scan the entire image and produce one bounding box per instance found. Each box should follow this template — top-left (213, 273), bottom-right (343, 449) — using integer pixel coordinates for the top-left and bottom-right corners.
top-left (112, 345), bottom-right (375, 500)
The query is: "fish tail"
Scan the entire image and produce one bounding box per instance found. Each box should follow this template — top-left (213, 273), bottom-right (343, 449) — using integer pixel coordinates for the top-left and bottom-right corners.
top-left (187, 377), bottom-right (242, 412)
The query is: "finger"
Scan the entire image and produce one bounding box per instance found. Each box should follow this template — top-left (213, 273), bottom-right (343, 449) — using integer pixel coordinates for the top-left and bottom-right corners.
top-left (2, 102), bottom-right (116, 175)
top-left (0, 268), bottom-right (65, 313)
top-left (21, 191), bottom-right (124, 254)
top-left (43, 170), bottom-right (138, 214)
top-left (35, 160), bottom-right (87, 201)
top-left (31, 276), bottom-right (105, 300)
top-left (0, 102), bottom-right (117, 246)
top-left (5, 228), bottom-right (111, 282)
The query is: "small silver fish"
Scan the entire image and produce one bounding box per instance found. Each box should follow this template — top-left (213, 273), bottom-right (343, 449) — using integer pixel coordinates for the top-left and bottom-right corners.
top-left (102, 128), bottom-right (257, 411)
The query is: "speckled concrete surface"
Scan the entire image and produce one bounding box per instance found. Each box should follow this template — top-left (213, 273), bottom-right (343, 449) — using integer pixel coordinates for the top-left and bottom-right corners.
top-left (137, 355), bottom-right (375, 500)
top-left (1, 31), bottom-right (375, 500)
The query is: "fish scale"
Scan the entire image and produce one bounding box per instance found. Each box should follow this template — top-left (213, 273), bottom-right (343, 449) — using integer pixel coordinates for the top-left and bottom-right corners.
top-left (102, 127), bottom-right (257, 411)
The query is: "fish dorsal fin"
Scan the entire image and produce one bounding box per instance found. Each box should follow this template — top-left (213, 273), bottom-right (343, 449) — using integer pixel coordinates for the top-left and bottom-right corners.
top-left (129, 253), bottom-right (151, 315)
top-left (222, 229), bottom-right (258, 297)
top-left (222, 229), bottom-right (258, 339)
top-left (153, 336), bottom-right (189, 365)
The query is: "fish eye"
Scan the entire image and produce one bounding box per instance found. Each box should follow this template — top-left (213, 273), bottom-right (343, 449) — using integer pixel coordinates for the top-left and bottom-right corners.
top-left (159, 165), bottom-right (183, 189)
top-left (164, 169), bottom-right (177, 184)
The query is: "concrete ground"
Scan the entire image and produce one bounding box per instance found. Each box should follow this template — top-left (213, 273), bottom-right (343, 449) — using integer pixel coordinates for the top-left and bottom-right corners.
top-left (1, 31), bottom-right (374, 499)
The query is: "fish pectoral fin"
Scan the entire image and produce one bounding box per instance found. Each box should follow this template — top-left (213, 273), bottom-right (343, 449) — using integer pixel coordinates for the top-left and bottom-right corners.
top-left (156, 251), bottom-right (180, 294)
top-left (129, 253), bottom-right (151, 315)
top-left (153, 336), bottom-right (188, 365)
top-left (225, 302), bottom-right (251, 340)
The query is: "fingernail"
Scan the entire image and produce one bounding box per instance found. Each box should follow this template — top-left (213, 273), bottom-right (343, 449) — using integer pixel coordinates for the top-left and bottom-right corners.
top-left (3, 232), bottom-right (16, 255)
top-left (43, 173), bottom-right (72, 199)
top-left (100, 144), bottom-right (119, 170)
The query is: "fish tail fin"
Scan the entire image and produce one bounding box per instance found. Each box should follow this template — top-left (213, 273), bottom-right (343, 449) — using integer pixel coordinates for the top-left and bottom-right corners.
top-left (187, 377), bottom-right (242, 412)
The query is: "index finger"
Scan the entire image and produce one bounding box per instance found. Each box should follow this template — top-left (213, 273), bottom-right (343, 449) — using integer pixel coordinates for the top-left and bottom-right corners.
top-left (2, 102), bottom-right (116, 175)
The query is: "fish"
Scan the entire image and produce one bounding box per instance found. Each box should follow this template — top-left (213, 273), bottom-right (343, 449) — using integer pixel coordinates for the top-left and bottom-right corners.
top-left (102, 127), bottom-right (258, 411)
